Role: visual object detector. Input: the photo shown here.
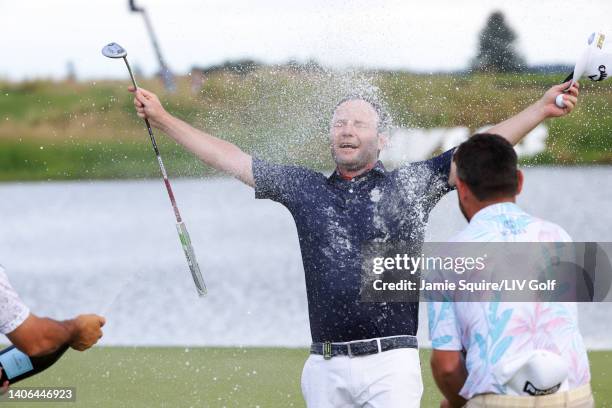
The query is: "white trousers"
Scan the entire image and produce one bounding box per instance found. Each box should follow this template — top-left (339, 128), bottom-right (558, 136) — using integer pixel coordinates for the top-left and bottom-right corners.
top-left (301, 348), bottom-right (423, 408)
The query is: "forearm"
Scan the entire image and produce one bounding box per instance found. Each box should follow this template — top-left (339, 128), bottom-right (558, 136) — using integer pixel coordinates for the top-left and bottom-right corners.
top-left (158, 114), bottom-right (254, 186)
top-left (488, 102), bottom-right (547, 146)
top-left (434, 371), bottom-right (468, 407)
top-left (449, 101), bottom-right (545, 186)
top-left (8, 315), bottom-right (75, 356)
top-left (431, 351), bottom-right (468, 407)
top-left (35, 318), bottom-right (76, 354)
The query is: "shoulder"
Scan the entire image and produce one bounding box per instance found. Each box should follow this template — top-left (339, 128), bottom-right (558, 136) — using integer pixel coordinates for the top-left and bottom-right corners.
top-left (449, 222), bottom-right (499, 242)
top-left (528, 217), bottom-right (573, 242)
top-left (252, 157), bottom-right (324, 182)
top-left (0, 264), bottom-right (9, 284)
top-left (400, 149), bottom-right (454, 173)
top-left (252, 157), bottom-right (328, 204)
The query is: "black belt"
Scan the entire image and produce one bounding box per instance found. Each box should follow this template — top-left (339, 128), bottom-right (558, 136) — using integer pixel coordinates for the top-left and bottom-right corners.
top-left (310, 335), bottom-right (418, 359)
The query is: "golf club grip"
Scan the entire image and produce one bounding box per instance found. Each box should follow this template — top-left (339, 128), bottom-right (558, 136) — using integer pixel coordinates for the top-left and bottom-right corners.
top-left (176, 221), bottom-right (207, 296)
top-left (563, 72), bottom-right (574, 84)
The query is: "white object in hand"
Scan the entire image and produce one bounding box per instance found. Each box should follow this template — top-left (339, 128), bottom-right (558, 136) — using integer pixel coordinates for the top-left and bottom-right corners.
top-left (555, 94), bottom-right (566, 108)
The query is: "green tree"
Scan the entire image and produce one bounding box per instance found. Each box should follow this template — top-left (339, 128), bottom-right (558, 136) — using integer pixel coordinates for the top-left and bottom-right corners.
top-left (471, 11), bottom-right (526, 73)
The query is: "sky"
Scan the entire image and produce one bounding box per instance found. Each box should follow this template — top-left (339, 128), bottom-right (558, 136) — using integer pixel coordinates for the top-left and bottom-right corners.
top-left (1, 0), bottom-right (612, 80)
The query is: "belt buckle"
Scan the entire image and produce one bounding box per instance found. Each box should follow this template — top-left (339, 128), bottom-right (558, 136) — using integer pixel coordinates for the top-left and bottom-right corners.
top-left (323, 341), bottom-right (332, 360)
top-left (347, 342), bottom-right (354, 358)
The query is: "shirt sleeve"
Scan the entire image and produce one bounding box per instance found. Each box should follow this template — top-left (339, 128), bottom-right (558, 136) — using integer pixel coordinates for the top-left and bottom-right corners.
top-left (424, 148), bottom-right (455, 197)
top-left (397, 148), bottom-right (455, 208)
top-left (427, 301), bottom-right (463, 351)
top-left (0, 266), bottom-right (30, 335)
top-left (252, 157), bottom-right (315, 208)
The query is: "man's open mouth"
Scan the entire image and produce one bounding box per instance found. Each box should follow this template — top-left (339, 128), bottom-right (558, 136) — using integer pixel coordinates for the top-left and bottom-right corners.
top-left (339, 143), bottom-right (358, 149)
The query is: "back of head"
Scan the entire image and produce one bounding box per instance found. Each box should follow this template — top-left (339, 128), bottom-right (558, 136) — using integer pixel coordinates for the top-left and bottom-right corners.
top-left (453, 133), bottom-right (519, 201)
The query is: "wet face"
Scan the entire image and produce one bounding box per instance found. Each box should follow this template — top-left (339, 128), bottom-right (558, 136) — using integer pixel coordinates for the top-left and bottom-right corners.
top-left (330, 99), bottom-right (384, 172)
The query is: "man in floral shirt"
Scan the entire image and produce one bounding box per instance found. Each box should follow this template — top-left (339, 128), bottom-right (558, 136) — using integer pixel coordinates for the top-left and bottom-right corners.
top-left (428, 135), bottom-right (592, 407)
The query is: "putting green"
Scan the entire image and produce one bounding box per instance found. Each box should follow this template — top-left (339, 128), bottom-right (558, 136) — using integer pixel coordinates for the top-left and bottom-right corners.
top-left (1, 347), bottom-right (610, 407)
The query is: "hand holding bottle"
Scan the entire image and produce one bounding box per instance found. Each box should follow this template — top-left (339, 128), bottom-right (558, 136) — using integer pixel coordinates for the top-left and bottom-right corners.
top-left (0, 369), bottom-right (8, 395)
top-left (69, 315), bottom-right (106, 351)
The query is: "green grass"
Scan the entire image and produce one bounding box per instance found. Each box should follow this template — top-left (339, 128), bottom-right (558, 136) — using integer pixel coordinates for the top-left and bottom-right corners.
top-left (0, 347), bottom-right (610, 407)
top-left (1, 71), bottom-right (611, 181)
top-left (0, 139), bottom-right (209, 181)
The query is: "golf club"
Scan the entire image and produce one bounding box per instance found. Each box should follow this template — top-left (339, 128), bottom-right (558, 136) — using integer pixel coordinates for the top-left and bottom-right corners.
top-left (101, 42), bottom-right (207, 297)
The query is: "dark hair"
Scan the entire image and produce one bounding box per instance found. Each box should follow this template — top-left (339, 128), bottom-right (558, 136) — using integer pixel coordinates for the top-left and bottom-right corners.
top-left (453, 133), bottom-right (519, 201)
top-left (334, 94), bottom-right (390, 132)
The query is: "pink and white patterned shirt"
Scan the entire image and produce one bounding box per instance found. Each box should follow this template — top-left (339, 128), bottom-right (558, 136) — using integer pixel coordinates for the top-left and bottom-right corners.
top-left (428, 202), bottom-right (591, 399)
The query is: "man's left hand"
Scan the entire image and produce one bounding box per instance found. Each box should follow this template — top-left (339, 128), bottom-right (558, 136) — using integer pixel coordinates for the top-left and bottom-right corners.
top-left (440, 398), bottom-right (453, 408)
top-left (538, 81), bottom-right (580, 118)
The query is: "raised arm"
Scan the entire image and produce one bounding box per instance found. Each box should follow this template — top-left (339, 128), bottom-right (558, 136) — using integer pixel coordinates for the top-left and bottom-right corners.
top-left (130, 87), bottom-right (254, 187)
top-left (488, 81), bottom-right (579, 145)
top-left (448, 81), bottom-right (580, 186)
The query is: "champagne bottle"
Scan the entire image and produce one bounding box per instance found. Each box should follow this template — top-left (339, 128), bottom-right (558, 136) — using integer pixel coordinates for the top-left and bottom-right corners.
top-left (0, 344), bottom-right (68, 383)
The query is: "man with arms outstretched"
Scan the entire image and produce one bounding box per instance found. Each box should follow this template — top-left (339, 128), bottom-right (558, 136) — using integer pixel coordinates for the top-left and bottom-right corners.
top-left (130, 81), bottom-right (578, 407)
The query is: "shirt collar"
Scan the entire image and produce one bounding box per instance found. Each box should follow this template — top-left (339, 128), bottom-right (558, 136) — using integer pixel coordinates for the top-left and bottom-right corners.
top-left (328, 161), bottom-right (386, 183)
top-left (470, 202), bottom-right (524, 223)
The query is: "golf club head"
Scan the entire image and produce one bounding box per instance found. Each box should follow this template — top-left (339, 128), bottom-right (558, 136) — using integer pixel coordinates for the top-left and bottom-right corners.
top-left (102, 42), bottom-right (127, 59)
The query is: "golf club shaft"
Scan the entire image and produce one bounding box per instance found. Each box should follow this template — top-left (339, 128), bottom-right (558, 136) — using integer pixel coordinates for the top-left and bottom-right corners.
top-left (123, 57), bottom-right (182, 223)
top-left (122, 57), bottom-right (207, 296)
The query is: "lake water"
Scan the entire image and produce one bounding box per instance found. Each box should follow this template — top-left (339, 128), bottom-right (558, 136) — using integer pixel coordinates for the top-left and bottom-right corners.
top-left (1, 166), bottom-right (611, 348)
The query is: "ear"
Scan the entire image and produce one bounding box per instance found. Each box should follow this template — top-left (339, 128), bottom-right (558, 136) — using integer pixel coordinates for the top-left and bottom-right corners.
top-left (516, 169), bottom-right (524, 195)
top-left (455, 176), bottom-right (466, 197)
top-left (377, 132), bottom-right (388, 151)
top-left (448, 160), bottom-right (457, 187)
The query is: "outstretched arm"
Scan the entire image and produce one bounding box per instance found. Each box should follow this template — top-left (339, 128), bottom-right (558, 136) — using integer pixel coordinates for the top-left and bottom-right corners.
top-left (130, 87), bottom-right (254, 187)
top-left (448, 81), bottom-right (580, 186)
top-left (7, 313), bottom-right (105, 356)
top-left (488, 81), bottom-right (579, 145)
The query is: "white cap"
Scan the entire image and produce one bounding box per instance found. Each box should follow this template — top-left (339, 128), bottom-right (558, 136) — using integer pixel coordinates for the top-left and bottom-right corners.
top-left (493, 349), bottom-right (569, 396)
top-left (573, 32), bottom-right (612, 84)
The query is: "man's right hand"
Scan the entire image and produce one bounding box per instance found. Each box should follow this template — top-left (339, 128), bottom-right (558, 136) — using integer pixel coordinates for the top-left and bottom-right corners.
top-left (0, 369), bottom-right (8, 395)
top-left (129, 86), bottom-right (169, 130)
top-left (69, 314), bottom-right (105, 351)
top-left (126, 85), bottom-right (254, 186)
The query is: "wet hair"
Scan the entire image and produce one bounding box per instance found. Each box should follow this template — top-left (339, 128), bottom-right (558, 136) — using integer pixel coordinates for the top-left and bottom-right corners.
top-left (333, 94), bottom-right (390, 132)
top-left (453, 133), bottom-right (519, 201)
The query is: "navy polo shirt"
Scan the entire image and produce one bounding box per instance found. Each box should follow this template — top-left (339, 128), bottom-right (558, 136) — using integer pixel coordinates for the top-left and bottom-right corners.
top-left (253, 149), bottom-right (455, 343)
